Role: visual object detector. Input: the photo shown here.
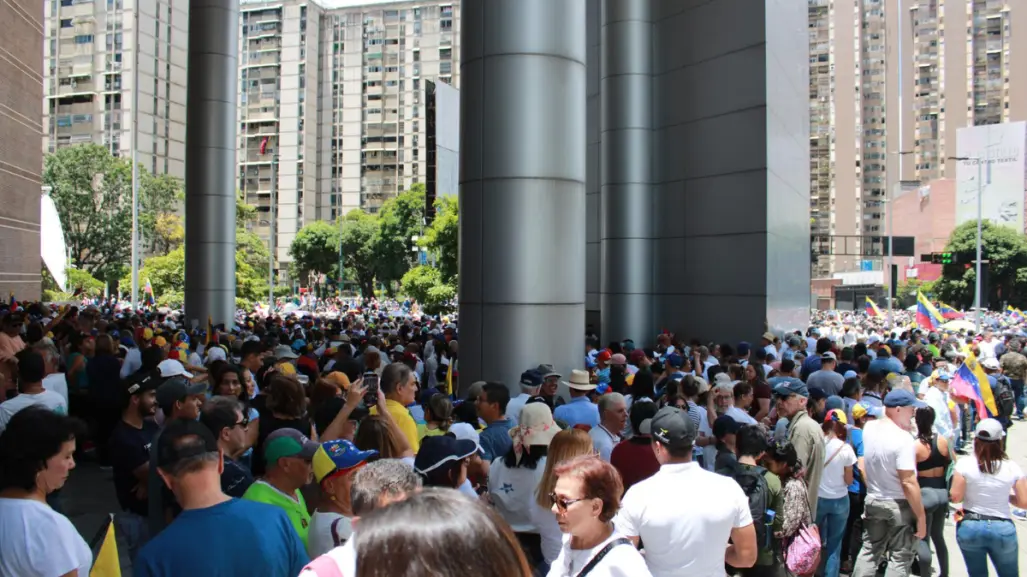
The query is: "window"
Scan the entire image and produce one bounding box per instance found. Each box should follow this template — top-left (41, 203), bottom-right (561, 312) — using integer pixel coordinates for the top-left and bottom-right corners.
top-left (74, 34), bottom-right (93, 44)
top-left (60, 18), bottom-right (73, 27)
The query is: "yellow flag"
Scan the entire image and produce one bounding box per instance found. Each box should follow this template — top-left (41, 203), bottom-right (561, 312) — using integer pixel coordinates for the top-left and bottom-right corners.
top-left (90, 515), bottom-right (121, 577)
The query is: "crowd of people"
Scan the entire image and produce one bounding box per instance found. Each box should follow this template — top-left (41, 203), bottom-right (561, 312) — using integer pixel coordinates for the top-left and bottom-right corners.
top-left (0, 299), bottom-right (1025, 577)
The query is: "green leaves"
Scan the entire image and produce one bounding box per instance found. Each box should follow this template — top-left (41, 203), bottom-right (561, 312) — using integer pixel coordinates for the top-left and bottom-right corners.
top-left (933, 220), bottom-right (1027, 309)
top-left (289, 220), bottom-right (343, 283)
top-left (401, 265), bottom-right (456, 315)
top-left (421, 194), bottom-right (459, 284)
top-left (373, 184), bottom-right (426, 292)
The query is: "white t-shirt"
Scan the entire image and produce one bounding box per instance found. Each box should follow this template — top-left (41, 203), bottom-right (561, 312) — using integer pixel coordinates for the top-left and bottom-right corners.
top-left (299, 534), bottom-right (356, 577)
top-left (0, 498), bottom-right (92, 577)
top-left (614, 462), bottom-right (752, 577)
top-left (819, 437), bottom-right (857, 499)
top-left (307, 510), bottom-right (354, 559)
top-left (725, 406), bottom-right (757, 426)
top-left (42, 373), bottom-right (69, 406)
top-left (506, 393), bottom-right (531, 427)
top-left (120, 347), bottom-right (142, 379)
top-left (0, 390), bottom-right (68, 434)
top-left (956, 456), bottom-right (1025, 520)
top-left (530, 500), bottom-right (564, 564)
top-left (589, 425), bottom-right (621, 462)
top-left (488, 456), bottom-right (546, 532)
top-left (546, 531), bottom-right (653, 577)
top-left (862, 419), bottom-right (916, 500)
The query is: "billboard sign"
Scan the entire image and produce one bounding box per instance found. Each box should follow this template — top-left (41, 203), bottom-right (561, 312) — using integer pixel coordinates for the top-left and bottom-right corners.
top-left (955, 122), bottom-right (1026, 231)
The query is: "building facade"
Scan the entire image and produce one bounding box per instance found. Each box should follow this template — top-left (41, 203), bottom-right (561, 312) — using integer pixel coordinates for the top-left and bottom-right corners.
top-left (42, 0), bottom-right (188, 178)
top-left (0, 0), bottom-right (44, 300)
top-left (236, 0), bottom-right (458, 276)
top-left (809, 0), bottom-right (1027, 279)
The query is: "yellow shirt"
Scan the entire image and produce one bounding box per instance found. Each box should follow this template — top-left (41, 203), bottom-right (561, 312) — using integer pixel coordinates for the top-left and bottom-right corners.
top-left (372, 399), bottom-right (420, 452)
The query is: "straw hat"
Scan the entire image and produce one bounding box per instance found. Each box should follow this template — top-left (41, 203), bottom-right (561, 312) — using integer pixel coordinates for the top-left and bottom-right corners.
top-left (563, 369), bottom-right (596, 391)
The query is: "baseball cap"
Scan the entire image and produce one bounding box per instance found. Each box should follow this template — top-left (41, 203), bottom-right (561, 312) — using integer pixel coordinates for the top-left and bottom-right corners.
top-left (713, 415), bottom-right (742, 439)
top-left (628, 349), bottom-right (646, 365)
top-left (821, 351), bottom-right (837, 361)
top-left (981, 358), bottom-right (1000, 370)
top-left (414, 435), bottom-right (477, 475)
top-left (156, 419), bottom-right (219, 473)
top-left (975, 418), bottom-right (1006, 441)
top-left (665, 353), bottom-right (684, 369)
top-left (273, 344), bottom-right (299, 360)
top-left (809, 387), bottom-right (828, 401)
top-left (609, 353), bottom-right (627, 366)
top-left (449, 422), bottom-right (483, 456)
top-left (596, 350), bottom-right (612, 363)
top-left (519, 369), bottom-right (543, 388)
top-left (535, 364), bottom-right (561, 379)
top-left (264, 428), bottom-right (320, 464)
top-left (158, 358), bottom-right (193, 379)
top-left (852, 401), bottom-right (883, 420)
top-left (312, 439), bottom-right (378, 483)
top-left (642, 406), bottom-right (697, 451)
top-left (772, 378), bottom-right (809, 398)
top-left (824, 408), bottom-right (848, 425)
top-left (155, 376), bottom-right (207, 409)
top-left (843, 370), bottom-right (858, 380)
top-left (125, 369), bottom-right (161, 396)
top-left (883, 389), bottom-right (926, 408)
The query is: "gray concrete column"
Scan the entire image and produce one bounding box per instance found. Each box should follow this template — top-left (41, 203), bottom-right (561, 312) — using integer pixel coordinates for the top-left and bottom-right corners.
top-left (600, 0), bottom-right (654, 346)
top-left (184, 0), bottom-right (238, 328)
top-left (459, 0), bottom-right (587, 393)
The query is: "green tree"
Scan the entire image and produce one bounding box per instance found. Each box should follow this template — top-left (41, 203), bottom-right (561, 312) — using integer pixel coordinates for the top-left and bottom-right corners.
top-left (421, 194), bottom-right (459, 284)
top-left (139, 172), bottom-right (183, 254)
top-left (44, 144), bottom-right (133, 279)
top-left (289, 221), bottom-right (342, 283)
top-left (895, 278), bottom-right (936, 310)
top-left (933, 220), bottom-right (1027, 309)
top-left (401, 265), bottom-right (456, 315)
top-left (124, 246), bottom-right (270, 307)
top-left (340, 210), bottom-right (380, 298)
top-left (374, 184), bottom-right (426, 293)
top-left (236, 190), bottom-right (258, 229)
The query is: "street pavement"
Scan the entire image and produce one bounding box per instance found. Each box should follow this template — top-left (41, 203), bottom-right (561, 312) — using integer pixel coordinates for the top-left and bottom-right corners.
top-left (63, 419), bottom-right (1027, 577)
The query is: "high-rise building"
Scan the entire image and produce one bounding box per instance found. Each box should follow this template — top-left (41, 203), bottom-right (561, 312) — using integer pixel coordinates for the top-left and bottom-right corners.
top-left (235, 0), bottom-right (458, 277)
top-left (1, 0), bottom-right (44, 300)
top-left (42, 0), bottom-right (188, 178)
top-left (809, 0), bottom-right (1026, 278)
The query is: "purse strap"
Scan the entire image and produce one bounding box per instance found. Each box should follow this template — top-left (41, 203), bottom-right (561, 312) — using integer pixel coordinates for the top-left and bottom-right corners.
top-left (824, 442), bottom-right (846, 467)
top-left (575, 537), bottom-right (633, 577)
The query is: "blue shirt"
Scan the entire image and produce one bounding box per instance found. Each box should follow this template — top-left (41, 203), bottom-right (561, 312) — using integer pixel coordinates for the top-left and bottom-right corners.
top-left (135, 498), bottom-right (309, 577)
top-left (553, 396), bottom-right (600, 429)
top-left (479, 418), bottom-right (514, 462)
top-left (847, 427), bottom-right (864, 494)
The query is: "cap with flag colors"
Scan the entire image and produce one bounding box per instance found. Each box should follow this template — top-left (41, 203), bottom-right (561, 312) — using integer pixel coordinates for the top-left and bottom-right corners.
top-left (950, 351), bottom-right (999, 419)
top-left (1006, 305), bottom-right (1024, 322)
top-left (865, 296), bottom-right (883, 317)
top-left (915, 291), bottom-right (945, 330)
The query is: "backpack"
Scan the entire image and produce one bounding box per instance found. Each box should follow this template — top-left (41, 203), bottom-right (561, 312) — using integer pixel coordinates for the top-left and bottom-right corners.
top-left (733, 465), bottom-right (772, 551)
top-left (991, 375), bottom-right (1015, 419)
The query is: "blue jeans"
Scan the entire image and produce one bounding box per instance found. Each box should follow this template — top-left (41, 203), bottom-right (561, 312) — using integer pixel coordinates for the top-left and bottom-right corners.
top-left (816, 496), bottom-right (850, 577)
top-left (956, 518), bottom-right (1019, 577)
top-left (1011, 378), bottom-right (1025, 418)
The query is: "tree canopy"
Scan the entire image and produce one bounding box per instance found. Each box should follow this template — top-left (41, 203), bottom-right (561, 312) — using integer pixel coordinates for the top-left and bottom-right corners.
top-left (420, 194), bottom-right (459, 284)
top-left (933, 220), bottom-right (1027, 309)
top-left (374, 184), bottom-right (426, 291)
top-left (289, 220), bottom-right (342, 283)
top-left (340, 209), bottom-right (380, 298)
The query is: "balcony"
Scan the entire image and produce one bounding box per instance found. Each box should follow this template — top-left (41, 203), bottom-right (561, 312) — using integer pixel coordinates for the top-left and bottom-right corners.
top-left (242, 52), bottom-right (280, 68)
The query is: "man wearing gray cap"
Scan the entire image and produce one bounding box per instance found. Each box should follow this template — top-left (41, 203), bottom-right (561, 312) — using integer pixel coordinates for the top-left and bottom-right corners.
top-left (615, 406), bottom-right (757, 576)
top-left (773, 378), bottom-right (826, 517)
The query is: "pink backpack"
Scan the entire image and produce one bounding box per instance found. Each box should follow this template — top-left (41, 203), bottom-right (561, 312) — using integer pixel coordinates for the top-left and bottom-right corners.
top-left (782, 486), bottom-right (822, 577)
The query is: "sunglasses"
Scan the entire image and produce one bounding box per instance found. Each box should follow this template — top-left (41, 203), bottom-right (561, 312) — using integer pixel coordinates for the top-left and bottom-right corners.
top-left (234, 417), bottom-right (250, 428)
top-left (549, 492), bottom-right (590, 512)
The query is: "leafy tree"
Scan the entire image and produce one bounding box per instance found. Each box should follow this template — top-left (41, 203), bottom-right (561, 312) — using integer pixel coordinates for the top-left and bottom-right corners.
top-left (289, 221), bottom-right (342, 283)
top-left (44, 144), bottom-right (133, 279)
top-left (237, 229), bottom-right (270, 280)
top-left (933, 220), bottom-right (1027, 309)
top-left (66, 268), bottom-right (106, 296)
top-left (236, 190), bottom-right (257, 229)
top-left (374, 185), bottom-right (426, 293)
top-left (401, 265), bottom-right (456, 315)
top-left (895, 278), bottom-right (936, 309)
top-left (152, 213), bottom-right (184, 254)
top-left (123, 246), bottom-right (269, 307)
top-left (139, 172), bottom-right (183, 254)
top-left (340, 210), bottom-right (380, 298)
top-left (420, 194), bottom-right (459, 284)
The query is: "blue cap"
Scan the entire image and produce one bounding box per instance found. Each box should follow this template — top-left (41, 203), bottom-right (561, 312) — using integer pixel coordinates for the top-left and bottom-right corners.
top-left (772, 378), bottom-right (809, 398)
top-left (825, 395), bottom-right (845, 411)
top-left (291, 339), bottom-right (307, 351)
top-left (665, 353), bottom-right (684, 368)
top-left (884, 389), bottom-right (926, 408)
top-left (713, 415), bottom-right (742, 438)
top-left (809, 387), bottom-right (828, 401)
top-left (843, 370), bottom-right (858, 380)
top-left (519, 369), bottom-right (543, 388)
top-left (737, 342), bottom-right (751, 356)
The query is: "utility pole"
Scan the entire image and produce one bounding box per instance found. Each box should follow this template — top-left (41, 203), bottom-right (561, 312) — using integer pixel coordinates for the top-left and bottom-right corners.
top-left (130, 5), bottom-right (140, 310)
top-left (269, 154), bottom-right (278, 313)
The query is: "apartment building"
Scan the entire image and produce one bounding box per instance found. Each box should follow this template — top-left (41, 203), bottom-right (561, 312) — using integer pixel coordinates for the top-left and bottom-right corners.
top-left (237, 0), bottom-right (458, 276)
top-left (809, 0), bottom-right (1026, 278)
top-left (42, 0), bottom-right (188, 178)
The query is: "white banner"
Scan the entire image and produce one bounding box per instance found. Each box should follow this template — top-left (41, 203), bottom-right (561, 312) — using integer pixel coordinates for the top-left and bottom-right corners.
top-left (955, 122), bottom-right (1026, 231)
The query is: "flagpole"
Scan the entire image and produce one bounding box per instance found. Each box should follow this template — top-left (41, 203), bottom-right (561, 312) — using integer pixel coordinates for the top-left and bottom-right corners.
top-left (269, 153), bottom-right (277, 314)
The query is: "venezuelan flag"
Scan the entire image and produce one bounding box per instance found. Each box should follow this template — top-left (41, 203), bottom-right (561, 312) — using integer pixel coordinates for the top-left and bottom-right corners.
top-left (865, 296), bottom-right (883, 317)
top-left (1006, 305), bottom-right (1024, 322)
top-left (951, 352), bottom-right (999, 418)
top-left (916, 291), bottom-right (945, 330)
top-left (89, 514), bottom-right (121, 576)
top-left (937, 302), bottom-right (964, 320)
top-left (143, 279), bottom-right (156, 307)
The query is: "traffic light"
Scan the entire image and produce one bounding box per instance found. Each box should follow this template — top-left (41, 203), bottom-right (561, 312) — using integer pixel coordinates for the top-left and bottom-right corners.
top-left (930, 252), bottom-right (956, 265)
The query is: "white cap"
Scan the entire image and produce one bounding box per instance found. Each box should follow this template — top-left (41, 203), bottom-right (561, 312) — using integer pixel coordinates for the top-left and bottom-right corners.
top-left (158, 358), bottom-right (193, 379)
top-left (205, 347), bottom-right (227, 364)
top-left (449, 422), bottom-right (482, 455)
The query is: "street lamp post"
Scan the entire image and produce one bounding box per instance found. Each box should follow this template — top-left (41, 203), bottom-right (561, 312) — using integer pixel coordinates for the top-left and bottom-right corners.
top-left (950, 155), bottom-right (984, 333)
top-left (268, 154), bottom-right (278, 313)
top-left (887, 150), bottom-right (915, 331)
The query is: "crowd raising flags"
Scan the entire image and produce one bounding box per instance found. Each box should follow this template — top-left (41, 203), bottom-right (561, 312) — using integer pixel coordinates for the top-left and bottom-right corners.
top-left (937, 302), bottom-right (964, 320)
top-left (951, 351), bottom-right (1000, 419)
top-left (1007, 305), bottom-right (1025, 322)
top-left (865, 296), bottom-right (883, 317)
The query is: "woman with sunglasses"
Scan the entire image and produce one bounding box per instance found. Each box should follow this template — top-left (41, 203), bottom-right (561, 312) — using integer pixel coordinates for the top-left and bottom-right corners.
top-left (950, 418), bottom-right (1027, 577)
top-left (546, 455), bottom-right (651, 577)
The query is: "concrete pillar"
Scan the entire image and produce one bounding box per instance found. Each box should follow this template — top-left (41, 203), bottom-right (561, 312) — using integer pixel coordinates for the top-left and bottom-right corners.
top-left (459, 0), bottom-right (587, 393)
top-left (600, 0), bottom-right (655, 345)
top-left (184, 0), bottom-right (238, 328)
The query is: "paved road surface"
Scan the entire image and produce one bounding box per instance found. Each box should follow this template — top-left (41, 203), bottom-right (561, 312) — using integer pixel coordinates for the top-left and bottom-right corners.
top-left (64, 419), bottom-right (1027, 576)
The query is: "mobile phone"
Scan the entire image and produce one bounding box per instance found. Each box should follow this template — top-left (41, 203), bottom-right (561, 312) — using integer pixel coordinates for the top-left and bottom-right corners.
top-left (362, 372), bottom-right (380, 407)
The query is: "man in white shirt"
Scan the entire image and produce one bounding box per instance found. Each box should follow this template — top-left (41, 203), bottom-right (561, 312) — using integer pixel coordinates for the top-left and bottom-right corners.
top-left (0, 349), bottom-right (68, 434)
top-left (35, 343), bottom-right (68, 406)
top-left (852, 389), bottom-right (927, 577)
top-left (614, 406), bottom-right (757, 576)
top-left (506, 369), bottom-right (541, 427)
top-left (589, 392), bottom-right (626, 461)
